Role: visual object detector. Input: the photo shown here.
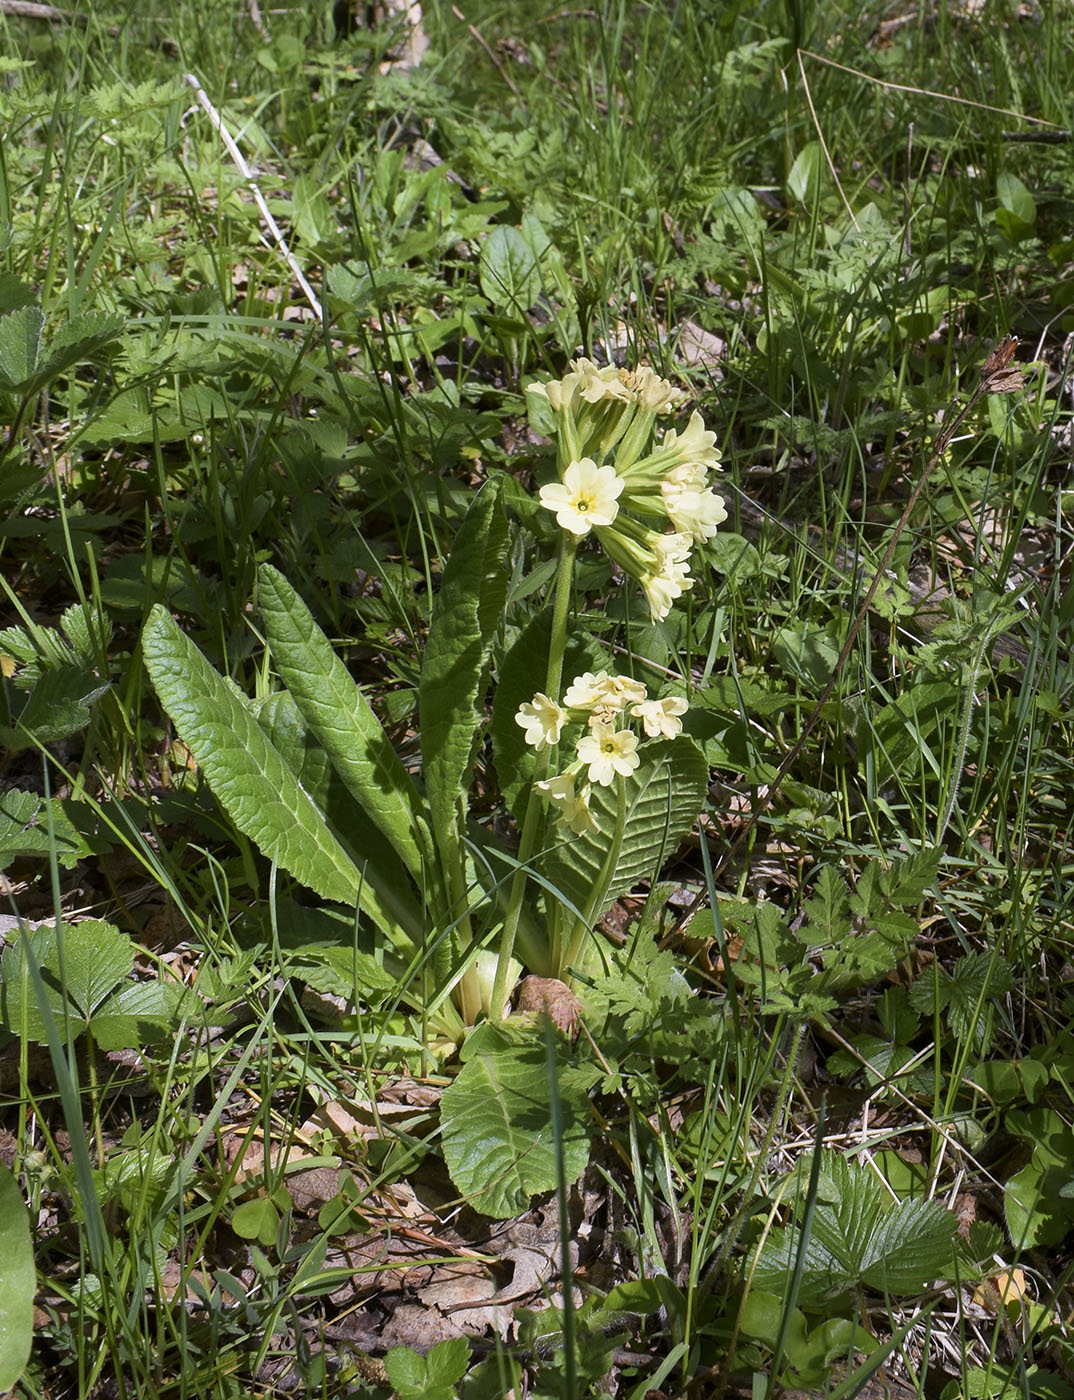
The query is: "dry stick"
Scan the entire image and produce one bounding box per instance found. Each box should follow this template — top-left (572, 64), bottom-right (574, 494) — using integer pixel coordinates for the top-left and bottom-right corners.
top-left (674, 336), bottom-right (1024, 933)
top-left (451, 4), bottom-right (525, 103)
top-left (183, 73), bottom-right (323, 323)
top-left (0, 0), bottom-right (84, 19)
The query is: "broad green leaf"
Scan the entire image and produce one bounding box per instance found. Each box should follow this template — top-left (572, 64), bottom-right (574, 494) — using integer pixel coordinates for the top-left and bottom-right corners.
top-left (142, 606), bottom-right (366, 911)
top-left (419, 478), bottom-right (509, 863)
top-left (771, 622), bottom-right (842, 693)
top-left (995, 172), bottom-right (1036, 242)
top-left (385, 1337), bottom-right (470, 1400)
top-left (0, 1165), bottom-right (33, 1391)
top-left (854, 1196), bottom-right (959, 1293)
top-left (751, 1152), bottom-right (964, 1305)
top-left (1004, 1109), bottom-right (1074, 1249)
top-left (231, 1196), bottom-right (281, 1245)
top-left (440, 1029), bottom-right (594, 1217)
top-left (538, 737), bottom-right (709, 922)
top-left (0, 665), bottom-right (105, 750)
top-left (48, 919), bottom-right (132, 1021)
top-left (33, 311), bottom-right (123, 392)
top-left (258, 564), bottom-right (431, 883)
top-left (870, 682), bottom-right (957, 774)
top-left (478, 225), bottom-right (541, 311)
top-left (89, 980), bottom-right (186, 1051)
top-left (0, 790), bottom-right (91, 871)
top-left (0, 305), bottom-right (43, 389)
top-left (786, 141), bottom-right (824, 205)
top-left (0, 920), bottom-right (130, 1041)
top-left (0, 920), bottom-right (180, 1049)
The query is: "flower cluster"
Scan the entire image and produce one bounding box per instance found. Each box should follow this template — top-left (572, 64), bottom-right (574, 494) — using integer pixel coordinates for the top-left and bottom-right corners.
top-left (528, 359), bottom-right (727, 621)
top-left (515, 670), bottom-right (689, 834)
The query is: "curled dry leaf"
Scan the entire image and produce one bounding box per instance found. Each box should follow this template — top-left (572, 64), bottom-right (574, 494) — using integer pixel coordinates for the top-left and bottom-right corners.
top-left (516, 975), bottom-right (581, 1035)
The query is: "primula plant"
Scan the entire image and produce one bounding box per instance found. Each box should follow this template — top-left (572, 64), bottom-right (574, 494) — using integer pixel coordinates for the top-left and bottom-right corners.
top-left (142, 357), bottom-right (713, 1070)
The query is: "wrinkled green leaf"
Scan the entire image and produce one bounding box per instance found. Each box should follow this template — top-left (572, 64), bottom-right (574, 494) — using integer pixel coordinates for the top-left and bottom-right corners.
top-left (142, 606), bottom-right (368, 912)
top-left (258, 564), bottom-right (431, 883)
top-left (440, 1028), bottom-right (595, 1217)
top-left (419, 478), bottom-right (509, 865)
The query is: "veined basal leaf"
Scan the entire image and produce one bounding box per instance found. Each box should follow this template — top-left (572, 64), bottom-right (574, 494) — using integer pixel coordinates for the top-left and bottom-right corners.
top-left (142, 606), bottom-right (369, 913)
top-left (538, 737), bottom-right (709, 921)
top-left (419, 477), bottom-right (509, 863)
top-left (439, 1026), bottom-right (594, 1218)
top-left (258, 564), bottom-right (432, 883)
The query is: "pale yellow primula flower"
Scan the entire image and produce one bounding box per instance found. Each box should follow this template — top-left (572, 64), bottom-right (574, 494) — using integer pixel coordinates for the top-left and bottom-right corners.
top-left (621, 365), bottom-right (687, 414)
top-left (563, 671), bottom-right (647, 711)
top-left (574, 358), bottom-right (635, 405)
top-left (539, 458), bottom-right (624, 537)
top-left (515, 693), bottom-right (565, 749)
top-left (659, 410), bottom-right (722, 472)
top-left (661, 472), bottom-right (728, 542)
top-left (576, 722), bottom-right (640, 786)
top-left (641, 534), bottom-right (694, 622)
top-left (631, 695), bottom-right (689, 739)
top-left (535, 769), bottom-right (597, 834)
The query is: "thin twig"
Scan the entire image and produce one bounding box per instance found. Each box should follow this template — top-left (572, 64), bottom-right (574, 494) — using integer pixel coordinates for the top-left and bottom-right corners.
top-left (183, 72), bottom-right (323, 322)
top-left (451, 5), bottom-right (524, 103)
top-left (800, 49), bottom-right (1064, 129)
top-left (246, 0), bottom-right (270, 42)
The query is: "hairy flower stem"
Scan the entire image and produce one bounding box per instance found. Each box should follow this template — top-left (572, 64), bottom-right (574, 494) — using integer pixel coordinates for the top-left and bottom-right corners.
top-left (491, 535), bottom-right (579, 1016)
top-left (563, 771), bottom-right (628, 973)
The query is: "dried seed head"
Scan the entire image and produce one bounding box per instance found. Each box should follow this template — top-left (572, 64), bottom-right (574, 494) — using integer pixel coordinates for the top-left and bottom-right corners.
top-left (981, 334), bottom-right (1026, 394)
top-left (982, 333), bottom-right (1018, 377)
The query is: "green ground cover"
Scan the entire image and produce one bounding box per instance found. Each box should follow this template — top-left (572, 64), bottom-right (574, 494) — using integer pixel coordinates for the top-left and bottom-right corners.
top-left (1, 0), bottom-right (1073, 1395)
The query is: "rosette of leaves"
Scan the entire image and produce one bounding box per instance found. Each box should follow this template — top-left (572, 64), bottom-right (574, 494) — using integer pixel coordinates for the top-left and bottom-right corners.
top-left (142, 479), bottom-right (511, 1043)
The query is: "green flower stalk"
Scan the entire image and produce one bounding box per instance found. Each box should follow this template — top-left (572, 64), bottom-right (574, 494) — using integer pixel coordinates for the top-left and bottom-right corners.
top-left (491, 358), bottom-right (720, 1013)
